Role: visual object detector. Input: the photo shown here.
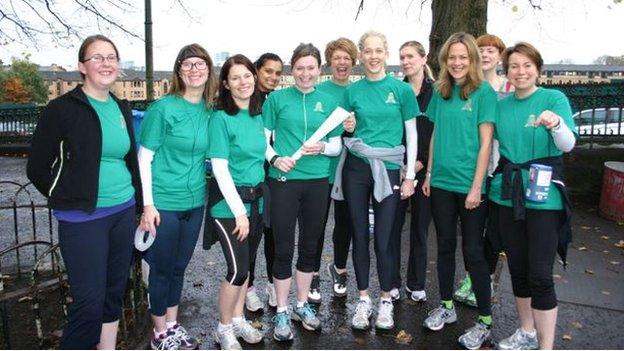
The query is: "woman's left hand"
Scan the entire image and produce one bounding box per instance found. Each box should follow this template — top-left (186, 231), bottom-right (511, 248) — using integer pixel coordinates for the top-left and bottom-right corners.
top-left (534, 110), bottom-right (561, 130)
top-left (301, 142), bottom-right (325, 155)
top-left (343, 113), bottom-right (356, 133)
top-left (465, 187), bottom-right (482, 210)
top-left (400, 179), bottom-right (415, 200)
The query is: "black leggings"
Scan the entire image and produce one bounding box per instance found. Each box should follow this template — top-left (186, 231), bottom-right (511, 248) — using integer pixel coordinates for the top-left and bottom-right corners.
top-left (269, 178), bottom-right (329, 280)
top-left (391, 175), bottom-right (432, 291)
top-left (312, 187), bottom-right (353, 272)
top-left (343, 154), bottom-right (401, 292)
top-left (431, 187), bottom-right (491, 316)
top-left (214, 214), bottom-right (263, 286)
top-left (249, 226), bottom-right (274, 287)
top-left (498, 206), bottom-right (561, 310)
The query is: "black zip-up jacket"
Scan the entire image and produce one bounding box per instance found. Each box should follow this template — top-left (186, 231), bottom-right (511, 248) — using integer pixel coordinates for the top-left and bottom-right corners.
top-left (402, 76), bottom-right (434, 175)
top-left (27, 85), bottom-right (143, 214)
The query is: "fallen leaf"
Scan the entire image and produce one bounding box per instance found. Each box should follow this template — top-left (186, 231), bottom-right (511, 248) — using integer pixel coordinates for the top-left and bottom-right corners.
top-left (18, 296), bottom-right (32, 303)
top-left (572, 321), bottom-right (583, 329)
top-left (577, 246), bottom-right (588, 251)
top-left (395, 330), bottom-right (413, 345)
top-left (602, 291), bottom-right (611, 295)
top-left (580, 226), bottom-right (591, 230)
top-left (610, 261), bottom-right (620, 265)
top-left (601, 235), bottom-right (610, 240)
top-left (553, 274), bottom-right (562, 279)
top-left (615, 240), bottom-right (624, 249)
top-left (251, 320), bottom-right (263, 329)
top-left (585, 269), bottom-right (594, 275)
top-left (562, 334), bottom-right (572, 340)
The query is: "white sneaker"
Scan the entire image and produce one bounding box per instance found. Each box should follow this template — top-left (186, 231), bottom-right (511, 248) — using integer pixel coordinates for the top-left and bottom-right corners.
top-left (245, 288), bottom-right (264, 312)
top-left (233, 318), bottom-right (263, 344)
top-left (351, 299), bottom-right (373, 330)
top-left (215, 324), bottom-right (241, 350)
top-left (389, 288), bottom-right (400, 301)
top-left (266, 283), bottom-right (277, 308)
top-left (410, 289), bottom-right (427, 302)
top-left (375, 300), bottom-right (394, 329)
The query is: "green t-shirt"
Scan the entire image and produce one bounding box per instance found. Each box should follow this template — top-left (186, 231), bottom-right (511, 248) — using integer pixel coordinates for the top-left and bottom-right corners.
top-left (316, 80), bottom-right (349, 184)
top-left (87, 96), bottom-right (134, 207)
top-left (489, 87), bottom-right (577, 210)
top-left (263, 86), bottom-right (341, 180)
top-left (208, 109), bottom-right (266, 218)
top-left (427, 82), bottom-right (497, 194)
top-left (343, 75), bottom-right (420, 170)
top-left (139, 95), bottom-right (211, 211)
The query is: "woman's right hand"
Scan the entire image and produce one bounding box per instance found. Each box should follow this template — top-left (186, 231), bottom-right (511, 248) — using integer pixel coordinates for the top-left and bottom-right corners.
top-left (233, 214), bottom-right (250, 241)
top-left (274, 156), bottom-right (296, 173)
top-left (141, 205), bottom-right (160, 235)
top-left (422, 175), bottom-right (431, 197)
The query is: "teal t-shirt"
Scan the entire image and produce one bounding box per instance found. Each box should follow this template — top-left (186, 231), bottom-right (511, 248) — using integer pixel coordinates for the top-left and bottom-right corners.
top-left (343, 75), bottom-right (420, 170)
top-left (263, 86), bottom-right (341, 180)
top-left (208, 109), bottom-right (266, 218)
top-left (427, 82), bottom-right (497, 194)
top-left (87, 96), bottom-right (134, 207)
top-left (489, 87), bottom-right (577, 210)
top-left (139, 95), bottom-right (211, 211)
top-left (316, 80), bottom-right (349, 184)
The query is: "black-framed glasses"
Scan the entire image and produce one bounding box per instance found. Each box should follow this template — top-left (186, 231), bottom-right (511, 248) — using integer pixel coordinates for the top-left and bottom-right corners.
top-left (82, 54), bottom-right (119, 64)
top-left (180, 60), bottom-right (208, 71)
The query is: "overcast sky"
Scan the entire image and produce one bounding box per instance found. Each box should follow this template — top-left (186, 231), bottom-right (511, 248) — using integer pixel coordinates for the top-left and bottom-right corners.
top-left (2, 0), bottom-right (623, 70)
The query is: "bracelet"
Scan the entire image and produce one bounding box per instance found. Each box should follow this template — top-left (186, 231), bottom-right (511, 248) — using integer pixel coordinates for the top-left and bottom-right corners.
top-left (269, 155), bottom-right (279, 166)
top-left (425, 171), bottom-right (432, 178)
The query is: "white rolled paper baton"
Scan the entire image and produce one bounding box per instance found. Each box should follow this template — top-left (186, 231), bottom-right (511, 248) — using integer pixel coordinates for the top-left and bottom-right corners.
top-left (134, 225), bottom-right (156, 252)
top-left (291, 106), bottom-right (350, 160)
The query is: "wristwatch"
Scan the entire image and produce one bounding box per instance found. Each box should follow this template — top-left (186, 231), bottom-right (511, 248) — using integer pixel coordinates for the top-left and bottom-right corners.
top-left (269, 155), bottom-right (280, 166)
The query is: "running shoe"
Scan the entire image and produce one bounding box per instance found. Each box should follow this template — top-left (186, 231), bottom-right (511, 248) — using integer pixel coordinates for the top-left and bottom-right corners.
top-left (245, 287), bottom-right (264, 312)
top-left (308, 275), bottom-right (322, 304)
top-left (423, 305), bottom-right (457, 331)
top-left (375, 300), bottom-right (394, 330)
top-left (168, 324), bottom-right (198, 350)
top-left (292, 303), bottom-right (321, 331)
top-left (327, 263), bottom-right (347, 297)
top-left (458, 321), bottom-right (491, 350)
top-left (497, 328), bottom-right (539, 350)
top-left (351, 299), bottom-right (373, 330)
top-left (151, 331), bottom-right (181, 350)
top-left (233, 318), bottom-right (263, 344)
top-left (214, 324), bottom-right (241, 350)
top-left (272, 310), bottom-right (293, 341)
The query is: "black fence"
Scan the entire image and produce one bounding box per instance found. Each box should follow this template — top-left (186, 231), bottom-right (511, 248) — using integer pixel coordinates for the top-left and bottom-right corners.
top-left (1, 82), bottom-right (624, 148)
top-left (0, 181), bottom-right (148, 349)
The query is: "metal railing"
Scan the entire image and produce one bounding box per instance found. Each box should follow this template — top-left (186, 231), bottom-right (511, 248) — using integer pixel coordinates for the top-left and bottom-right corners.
top-left (1, 82), bottom-right (624, 147)
top-left (0, 181), bottom-right (148, 349)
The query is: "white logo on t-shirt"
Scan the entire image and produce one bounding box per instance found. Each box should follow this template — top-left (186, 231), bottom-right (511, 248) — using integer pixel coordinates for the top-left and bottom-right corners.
top-left (314, 101), bottom-right (324, 112)
top-left (462, 99), bottom-right (473, 112)
top-left (524, 114), bottom-right (536, 127)
top-left (385, 92), bottom-right (396, 104)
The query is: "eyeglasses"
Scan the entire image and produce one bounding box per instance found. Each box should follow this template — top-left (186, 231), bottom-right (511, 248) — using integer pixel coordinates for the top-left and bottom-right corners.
top-left (82, 54), bottom-right (119, 64)
top-left (180, 60), bottom-right (208, 71)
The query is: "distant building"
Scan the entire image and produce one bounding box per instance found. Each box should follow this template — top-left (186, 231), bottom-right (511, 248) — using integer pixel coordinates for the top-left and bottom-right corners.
top-left (37, 64), bottom-right (624, 103)
top-left (214, 52), bottom-right (231, 67)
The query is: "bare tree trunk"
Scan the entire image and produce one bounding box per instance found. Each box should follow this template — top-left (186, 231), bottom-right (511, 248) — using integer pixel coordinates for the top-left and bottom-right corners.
top-left (428, 0), bottom-right (488, 77)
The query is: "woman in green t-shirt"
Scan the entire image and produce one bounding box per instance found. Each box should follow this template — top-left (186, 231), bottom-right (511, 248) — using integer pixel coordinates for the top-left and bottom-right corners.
top-left (138, 44), bottom-right (217, 350)
top-left (421, 32), bottom-right (496, 349)
top-left (490, 42), bottom-right (576, 350)
top-left (208, 54), bottom-right (266, 350)
top-left (263, 43), bottom-right (346, 342)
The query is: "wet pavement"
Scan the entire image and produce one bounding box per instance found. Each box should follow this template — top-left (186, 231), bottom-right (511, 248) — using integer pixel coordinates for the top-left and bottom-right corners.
top-left (1, 156), bottom-right (623, 349)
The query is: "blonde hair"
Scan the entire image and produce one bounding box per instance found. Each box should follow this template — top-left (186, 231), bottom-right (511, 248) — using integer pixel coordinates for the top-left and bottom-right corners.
top-left (358, 31), bottom-right (388, 52)
top-left (399, 40), bottom-right (435, 80)
top-left (324, 37), bottom-right (358, 66)
top-left (436, 32), bottom-right (483, 100)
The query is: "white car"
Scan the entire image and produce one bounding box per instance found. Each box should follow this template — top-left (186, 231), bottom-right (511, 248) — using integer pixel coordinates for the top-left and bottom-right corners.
top-left (573, 107), bottom-right (624, 136)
